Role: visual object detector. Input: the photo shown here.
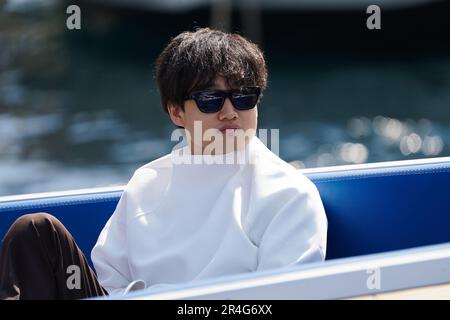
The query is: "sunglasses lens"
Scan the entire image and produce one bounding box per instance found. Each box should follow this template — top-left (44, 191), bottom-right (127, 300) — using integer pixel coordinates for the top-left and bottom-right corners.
top-left (232, 88), bottom-right (260, 110)
top-left (190, 87), bottom-right (260, 113)
top-left (195, 94), bottom-right (224, 113)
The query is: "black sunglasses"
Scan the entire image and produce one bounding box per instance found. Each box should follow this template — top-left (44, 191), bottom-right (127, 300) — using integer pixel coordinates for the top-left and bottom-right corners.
top-left (184, 86), bottom-right (261, 113)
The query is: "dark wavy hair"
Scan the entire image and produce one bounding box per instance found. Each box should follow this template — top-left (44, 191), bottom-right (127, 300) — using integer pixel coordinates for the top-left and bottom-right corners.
top-left (155, 27), bottom-right (268, 115)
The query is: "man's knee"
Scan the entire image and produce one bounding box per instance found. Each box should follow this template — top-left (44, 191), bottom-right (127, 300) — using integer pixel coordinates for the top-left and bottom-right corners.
top-left (15, 212), bottom-right (58, 227)
top-left (4, 213), bottom-right (60, 243)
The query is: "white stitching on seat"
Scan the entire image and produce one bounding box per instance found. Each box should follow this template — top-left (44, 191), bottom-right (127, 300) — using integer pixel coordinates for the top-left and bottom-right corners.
top-left (0, 196), bottom-right (120, 211)
top-left (311, 167), bottom-right (450, 184)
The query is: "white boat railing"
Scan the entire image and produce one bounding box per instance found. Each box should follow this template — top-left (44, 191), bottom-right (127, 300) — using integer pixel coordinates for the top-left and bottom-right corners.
top-left (2, 156), bottom-right (449, 202)
top-left (105, 242), bottom-right (450, 300)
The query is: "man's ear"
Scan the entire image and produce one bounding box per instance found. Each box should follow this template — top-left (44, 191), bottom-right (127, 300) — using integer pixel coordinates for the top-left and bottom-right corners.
top-left (167, 102), bottom-right (185, 127)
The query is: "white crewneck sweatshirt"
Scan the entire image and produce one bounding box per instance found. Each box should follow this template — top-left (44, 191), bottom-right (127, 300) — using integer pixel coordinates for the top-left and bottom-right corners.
top-left (91, 135), bottom-right (327, 296)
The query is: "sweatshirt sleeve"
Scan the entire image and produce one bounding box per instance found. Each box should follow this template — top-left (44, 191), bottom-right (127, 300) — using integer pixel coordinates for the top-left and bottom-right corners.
top-left (256, 178), bottom-right (328, 271)
top-left (91, 190), bottom-right (147, 296)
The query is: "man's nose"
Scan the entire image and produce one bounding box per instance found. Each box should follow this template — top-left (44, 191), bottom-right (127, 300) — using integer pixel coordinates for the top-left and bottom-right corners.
top-left (218, 98), bottom-right (238, 120)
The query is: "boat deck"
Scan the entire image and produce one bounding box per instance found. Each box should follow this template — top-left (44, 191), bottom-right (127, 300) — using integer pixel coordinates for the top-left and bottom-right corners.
top-left (351, 282), bottom-right (450, 299)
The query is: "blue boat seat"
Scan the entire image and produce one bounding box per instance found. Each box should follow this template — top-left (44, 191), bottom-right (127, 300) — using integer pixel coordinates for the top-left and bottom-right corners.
top-left (1, 158), bottom-right (450, 268)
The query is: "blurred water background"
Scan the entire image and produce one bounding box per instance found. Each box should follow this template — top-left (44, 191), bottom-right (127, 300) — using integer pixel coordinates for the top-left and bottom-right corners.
top-left (1, 0), bottom-right (450, 196)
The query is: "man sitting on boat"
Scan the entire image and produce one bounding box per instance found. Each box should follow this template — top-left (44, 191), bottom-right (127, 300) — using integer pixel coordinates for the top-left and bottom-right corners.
top-left (0, 27), bottom-right (327, 299)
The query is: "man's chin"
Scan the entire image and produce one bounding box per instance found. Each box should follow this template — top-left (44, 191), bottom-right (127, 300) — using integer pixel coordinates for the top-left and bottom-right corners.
top-left (203, 139), bottom-right (249, 155)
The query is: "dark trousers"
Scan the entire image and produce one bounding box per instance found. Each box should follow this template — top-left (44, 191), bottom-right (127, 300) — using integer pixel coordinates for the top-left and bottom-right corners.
top-left (0, 213), bottom-right (108, 300)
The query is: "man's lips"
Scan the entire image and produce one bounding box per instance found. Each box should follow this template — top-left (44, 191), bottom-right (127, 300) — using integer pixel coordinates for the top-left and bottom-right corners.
top-left (219, 125), bottom-right (241, 133)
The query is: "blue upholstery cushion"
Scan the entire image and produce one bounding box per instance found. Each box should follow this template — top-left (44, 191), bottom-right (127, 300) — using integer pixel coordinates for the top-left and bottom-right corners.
top-left (0, 192), bottom-right (122, 268)
top-left (1, 160), bottom-right (450, 268)
top-left (307, 161), bottom-right (450, 259)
